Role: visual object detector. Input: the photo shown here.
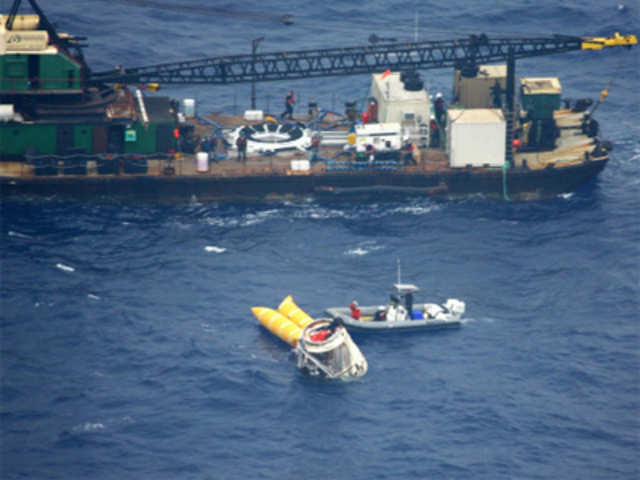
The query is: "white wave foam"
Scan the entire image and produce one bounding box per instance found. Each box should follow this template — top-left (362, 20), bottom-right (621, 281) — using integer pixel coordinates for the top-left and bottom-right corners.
top-left (460, 317), bottom-right (496, 325)
top-left (201, 322), bottom-right (217, 333)
top-left (87, 293), bottom-right (100, 300)
top-left (345, 241), bottom-right (384, 256)
top-left (242, 209), bottom-right (279, 226)
top-left (389, 203), bottom-right (439, 216)
top-left (558, 192), bottom-right (574, 200)
top-left (204, 245), bottom-right (226, 253)
top-left (204, 208), bottom-right (281, 228)
top-left (56, 263), bottom-right (75, 273)
top-left (8, 230), bottom-right (31, 239)
top-left (72, 422), bottom-right (105, 433)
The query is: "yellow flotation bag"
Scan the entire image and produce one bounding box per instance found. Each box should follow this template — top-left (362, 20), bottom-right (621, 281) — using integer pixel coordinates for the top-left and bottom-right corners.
top-left (252, 307), bottom-right (302, 347)
top-left (277, 295), bottom-right (314, 328)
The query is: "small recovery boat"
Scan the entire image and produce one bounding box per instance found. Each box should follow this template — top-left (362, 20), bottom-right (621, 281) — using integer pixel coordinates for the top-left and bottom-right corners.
top-left (251, 296), bottom-right (367, 380)
top-left (324, 283), bottom-right (465, 333)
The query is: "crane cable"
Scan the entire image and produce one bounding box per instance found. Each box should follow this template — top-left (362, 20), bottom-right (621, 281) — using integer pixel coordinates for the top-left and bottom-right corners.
top-left (589, 49), bottom-right (629, 116)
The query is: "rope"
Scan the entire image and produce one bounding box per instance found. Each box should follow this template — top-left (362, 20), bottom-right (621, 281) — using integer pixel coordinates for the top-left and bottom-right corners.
top-left (502, 159), bottom-right (511, 201)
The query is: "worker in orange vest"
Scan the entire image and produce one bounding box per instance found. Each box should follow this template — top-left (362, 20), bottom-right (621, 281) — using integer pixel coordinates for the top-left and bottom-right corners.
top-left (173, 127), bottom-right (181, 152)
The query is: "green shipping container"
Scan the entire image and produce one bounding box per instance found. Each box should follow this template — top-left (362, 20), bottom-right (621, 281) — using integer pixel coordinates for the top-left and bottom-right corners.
top-left (123, 122), bottom-right (157, 154)
top-left (0, 123), bottom-right (57, 156)
top-left (520, 77), bottom-right (562, 120)
top-left (0, 54), bottom-right (29, 91)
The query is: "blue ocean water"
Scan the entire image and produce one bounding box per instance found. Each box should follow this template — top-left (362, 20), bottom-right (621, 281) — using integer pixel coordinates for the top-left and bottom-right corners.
top-left (1, 1), bottom-right (639, 479)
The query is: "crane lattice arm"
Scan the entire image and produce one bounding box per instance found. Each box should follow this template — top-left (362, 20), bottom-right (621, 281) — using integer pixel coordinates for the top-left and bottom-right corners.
top-left (90, 33), bottom-right (636, 86)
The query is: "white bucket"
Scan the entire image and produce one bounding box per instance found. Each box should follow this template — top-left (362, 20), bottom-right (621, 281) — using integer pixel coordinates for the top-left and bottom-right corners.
top-left (183, 98), bottom-right (196, 117)
top-left (0, 104), bottom-right (15, 122)
top-left (196, 152), bottom-right (209, 172)
top-left (290, 159), bottom-right (310, 171)
top-left (244, 110), bottom-right (264, 121)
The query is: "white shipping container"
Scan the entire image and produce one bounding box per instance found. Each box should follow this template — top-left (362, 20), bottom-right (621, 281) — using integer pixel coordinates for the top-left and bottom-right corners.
top-left (370, 72), bottom-right (431, 125)
top-left (446, 109), bottom-right (506, 168)
top-left (354, 122), bottom-right (402, 153)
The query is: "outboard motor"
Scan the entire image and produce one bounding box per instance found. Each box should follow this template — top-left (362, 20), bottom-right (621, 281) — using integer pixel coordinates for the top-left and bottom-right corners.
top-left (443, 299), bottom-right (466, 318)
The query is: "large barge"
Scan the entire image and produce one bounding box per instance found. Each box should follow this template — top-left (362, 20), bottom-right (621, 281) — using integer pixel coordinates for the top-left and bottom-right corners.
top-left (0, 109), bottom-right (609, 202)
top-left (0, 2), bottom-right (635, 202)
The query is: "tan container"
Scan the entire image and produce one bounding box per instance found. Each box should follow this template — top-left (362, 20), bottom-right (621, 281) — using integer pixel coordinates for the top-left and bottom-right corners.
top-left (0, 14), bottom-right (40, 30)
top-left (2, 30), bottom-right (49, 52)
top-left (454, 65), bottom-right (507, 108)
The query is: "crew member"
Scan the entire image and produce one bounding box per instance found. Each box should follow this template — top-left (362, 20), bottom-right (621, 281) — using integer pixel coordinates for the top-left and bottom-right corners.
top-left (200, 136), bottom-right (210, 156)
top-left (327, 315), bottom-right (344, 333)
top-left (173, 127), bottom-right (181, 152)
top-left (365, 144), bottom-right (375, 164)
top-left (402, 139), bottom-right (416, 165)
top-left (236, 133), bottom-right (247, 163)
top-left (429, 116), bottom-right (440, 148)
top-left (283, 90), bottom-right (295, 120)
top-left (349, 301), bottom-right (361, 320)
top-left (512, 138), bottom-right (521, 151)
top-left (209, 135), bottom-right (218, 161)
top-left (309, 134), bottom-right (321, 163)
top-left (434, 92), bottom-right (446, 126)
top-left (374, 306), bottom-right (387, 321)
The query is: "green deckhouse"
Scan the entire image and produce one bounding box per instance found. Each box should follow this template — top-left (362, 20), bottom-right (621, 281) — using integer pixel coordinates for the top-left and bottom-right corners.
top-left (1, 11), bottom-right (178, 167)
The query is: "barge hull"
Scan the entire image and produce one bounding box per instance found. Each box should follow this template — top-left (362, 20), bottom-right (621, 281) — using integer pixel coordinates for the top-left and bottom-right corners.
top-left (0, 158), bottom-right (607, 202)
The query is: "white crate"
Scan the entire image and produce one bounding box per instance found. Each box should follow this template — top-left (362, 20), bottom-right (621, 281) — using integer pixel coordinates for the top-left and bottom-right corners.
top-left (447, 109), bottom-right (506, 168)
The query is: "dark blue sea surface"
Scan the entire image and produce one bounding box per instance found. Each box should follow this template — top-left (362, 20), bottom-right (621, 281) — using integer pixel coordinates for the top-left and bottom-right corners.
top-left (1, 0), bottom-right (639, 479)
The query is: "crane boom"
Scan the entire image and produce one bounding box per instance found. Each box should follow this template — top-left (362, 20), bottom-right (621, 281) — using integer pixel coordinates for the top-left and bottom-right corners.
top-left (90, 33), bottom-right (636, 86)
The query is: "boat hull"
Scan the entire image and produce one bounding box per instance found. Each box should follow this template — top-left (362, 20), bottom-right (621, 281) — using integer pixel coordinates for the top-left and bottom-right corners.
top-left (325, 306), bottom-right (462, 332)
top-left (0, 157), bottom-right (607, 202)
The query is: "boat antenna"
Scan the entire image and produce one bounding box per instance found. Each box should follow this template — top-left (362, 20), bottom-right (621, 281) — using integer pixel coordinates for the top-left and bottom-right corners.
top-left (397, 258), bottom-right (402, 284)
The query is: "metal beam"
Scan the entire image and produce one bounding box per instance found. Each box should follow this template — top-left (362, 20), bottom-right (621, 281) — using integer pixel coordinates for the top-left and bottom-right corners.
top-left (91, 35), bottom-right (584, 85)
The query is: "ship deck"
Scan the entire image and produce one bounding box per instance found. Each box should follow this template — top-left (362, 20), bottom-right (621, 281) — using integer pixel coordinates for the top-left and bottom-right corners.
top-left (0, 109), bottom-right (598, 180)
